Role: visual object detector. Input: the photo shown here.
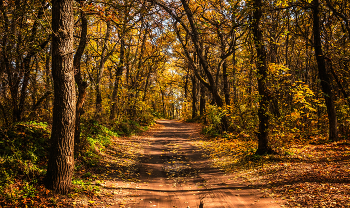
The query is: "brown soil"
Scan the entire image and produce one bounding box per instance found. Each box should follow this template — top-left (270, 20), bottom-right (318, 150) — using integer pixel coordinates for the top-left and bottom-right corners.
top-left (105, 119), bottom-right (283, 208)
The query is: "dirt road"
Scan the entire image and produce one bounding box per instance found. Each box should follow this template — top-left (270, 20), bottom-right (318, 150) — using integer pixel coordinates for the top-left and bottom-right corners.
top-left (110, 120), bottom-right (282, 208)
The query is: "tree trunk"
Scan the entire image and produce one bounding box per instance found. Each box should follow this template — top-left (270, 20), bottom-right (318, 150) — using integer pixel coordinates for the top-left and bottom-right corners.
top-left (191, 75), bottom-right (197, 119)
top-left (312, 0), bottom-right (338, 140)
top-left (45, 0), bottom-right (76, 194)
top-left (161, 89), bottom-right (166, 117)
top-left (73, 10), bottom-right (88, 154)
top-left (200, 82), bottom-right (206, 116)
top-left (142, 65), bottom-right (153, 102)
top-left (252, 0), bottom-right (273, 155)
top-left (232, 49), bottom-right (237, 105)
top-left (95, 85), bottom-right (102, 119)
top-left (223, 61), bottom-right (230, 106)
top-left (110, 39), bottom-right (125, 120)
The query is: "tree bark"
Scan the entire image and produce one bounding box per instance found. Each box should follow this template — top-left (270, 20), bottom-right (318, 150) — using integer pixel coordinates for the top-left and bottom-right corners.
top-left (45, 0), bottom-right (76, 194)
top-left (312, 0), bottom-right (338, 140)
top-left (252, 0), bottom-right (273, 155)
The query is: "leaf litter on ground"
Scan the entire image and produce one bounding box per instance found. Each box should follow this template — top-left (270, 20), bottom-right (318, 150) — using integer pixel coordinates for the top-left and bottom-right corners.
top-left (193, 136), bottom-right (350, 208)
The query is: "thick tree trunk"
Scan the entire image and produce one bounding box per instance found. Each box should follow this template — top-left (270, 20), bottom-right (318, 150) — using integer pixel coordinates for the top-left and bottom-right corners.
top-left (253, 0), bottom-right (273, 155)
top-left (312, 0), bottom-right (338, 140)
top-left (45, 0), bottom-right (76, 194)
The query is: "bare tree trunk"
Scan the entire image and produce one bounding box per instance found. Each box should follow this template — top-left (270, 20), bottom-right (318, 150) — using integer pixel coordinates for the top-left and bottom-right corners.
top-left (312, 0), bottom-right (338, 140)
top-left (253, 0), bottom-right (273, 155)
top-left (45, 0), bottom-right (76, 194)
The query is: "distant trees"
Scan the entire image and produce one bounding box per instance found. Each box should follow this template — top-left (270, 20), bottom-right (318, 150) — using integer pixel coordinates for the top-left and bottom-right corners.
top-left (153, 0), bottom-right (349, 153)
top-left (0, 0), bottom-right (50, 123)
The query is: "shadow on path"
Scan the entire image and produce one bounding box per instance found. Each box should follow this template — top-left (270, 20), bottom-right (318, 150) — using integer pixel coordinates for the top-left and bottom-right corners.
top-left (110, 120), bottom-right (282, 208)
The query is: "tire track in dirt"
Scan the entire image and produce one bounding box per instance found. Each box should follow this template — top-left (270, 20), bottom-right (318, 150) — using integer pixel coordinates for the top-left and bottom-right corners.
top-left (111, 120), bottom-right (282, 208)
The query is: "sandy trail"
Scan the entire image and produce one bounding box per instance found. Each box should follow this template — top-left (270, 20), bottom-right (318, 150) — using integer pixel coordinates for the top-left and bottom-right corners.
top-left (110, 120), bottom-right (282, 208)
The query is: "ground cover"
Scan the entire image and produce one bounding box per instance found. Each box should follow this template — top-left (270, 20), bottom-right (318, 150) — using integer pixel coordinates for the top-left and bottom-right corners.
top-left (0, 120), bottom-right (151, 207)
top-left (1, 119), bottom-right (348, 207)
top-left (194, 136), bottom-right (350, 207)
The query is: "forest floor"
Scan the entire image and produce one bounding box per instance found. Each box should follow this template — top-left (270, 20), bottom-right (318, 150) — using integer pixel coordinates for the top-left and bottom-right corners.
top-left (58, 120), bottom-right (282, 207)
top-left (12, 119), bottom-right (349, 207)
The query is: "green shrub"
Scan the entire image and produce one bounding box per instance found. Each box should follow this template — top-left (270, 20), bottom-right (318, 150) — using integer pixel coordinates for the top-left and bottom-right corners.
top-left (0, 121), bottom-right (50, 204)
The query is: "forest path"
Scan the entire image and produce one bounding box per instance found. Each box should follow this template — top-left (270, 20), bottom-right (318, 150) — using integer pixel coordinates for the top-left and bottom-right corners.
top-left (109, 120), bottom-right (282, 208)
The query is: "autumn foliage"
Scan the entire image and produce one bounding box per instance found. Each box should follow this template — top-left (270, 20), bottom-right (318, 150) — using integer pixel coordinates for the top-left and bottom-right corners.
top-left (0, 0), bottom-right (350, 206)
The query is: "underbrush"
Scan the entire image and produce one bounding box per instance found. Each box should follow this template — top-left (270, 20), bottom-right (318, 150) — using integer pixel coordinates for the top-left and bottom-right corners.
top-left (112, 119), bottom-right (152, 136)
top-left (67, 119), bottom-right (146, 207)
top-left (0, 121), bottom-right (50, 207)
top-left (0, 118), bottom-right (152, 207)
top-left (75, 118), bottom-right (148, 173)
